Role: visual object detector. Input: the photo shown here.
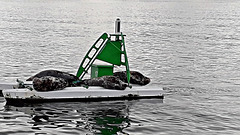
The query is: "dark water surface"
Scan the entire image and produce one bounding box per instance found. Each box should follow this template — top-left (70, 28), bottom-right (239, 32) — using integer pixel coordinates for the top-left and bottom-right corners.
top-left (1, 0), bottom-right (240, 134)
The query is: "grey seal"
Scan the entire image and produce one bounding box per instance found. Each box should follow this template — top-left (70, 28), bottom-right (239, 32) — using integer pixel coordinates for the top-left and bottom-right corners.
top-left (33, 76), bottom-right (68, 91)
top-left (26, 69), bottom-right (78, 86)
top-left (114, 71), bottom-right (150, 85)
top-left (82, 76), bottom-right (128, 90)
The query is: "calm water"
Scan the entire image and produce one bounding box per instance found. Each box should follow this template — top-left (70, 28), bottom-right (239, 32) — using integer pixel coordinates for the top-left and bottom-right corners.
top-left (1, 0), bottom-right (240, 134)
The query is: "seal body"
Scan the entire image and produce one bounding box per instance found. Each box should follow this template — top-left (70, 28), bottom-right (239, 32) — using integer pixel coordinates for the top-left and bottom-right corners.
top-left (26, 70), bottom-right (78, 82)
top-left (27, 70), bottom-right (78, 86)
top-left (33, 76), bottom-right (67, 91)
top-left (114, 71), bottom-right (151, 85)
top-left (82, 76), bottom-right (128, 90)
top-left (28, 70), bottom-right (78, 91)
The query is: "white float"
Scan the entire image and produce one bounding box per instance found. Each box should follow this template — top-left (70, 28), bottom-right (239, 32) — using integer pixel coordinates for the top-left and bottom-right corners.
top-left (2, 85), bottom-right (164, 105)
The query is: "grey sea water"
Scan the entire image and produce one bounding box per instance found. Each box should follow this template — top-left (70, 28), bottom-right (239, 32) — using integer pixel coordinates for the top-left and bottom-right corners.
top-left (1, 0), bottom-right (240, 134)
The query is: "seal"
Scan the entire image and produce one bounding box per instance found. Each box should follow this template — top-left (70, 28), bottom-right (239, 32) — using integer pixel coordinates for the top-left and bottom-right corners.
top-left (26, 70), bottom-right (79, 86)
top-left (114, 71), bottom-right (150, 85)
top-left (82, 76), bottom-right (128, 90)
top-left (33, 76), bottom-right (67, 91)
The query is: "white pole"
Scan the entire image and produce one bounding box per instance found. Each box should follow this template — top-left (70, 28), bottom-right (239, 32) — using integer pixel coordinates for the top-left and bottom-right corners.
top-left (115, 18), bottom-right (121, 34)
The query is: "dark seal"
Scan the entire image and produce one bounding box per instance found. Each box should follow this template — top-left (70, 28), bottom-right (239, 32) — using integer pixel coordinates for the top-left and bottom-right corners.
top-left (114, 71), bottom-right (150, 85)
top-left (26, 69), bottom-right (79, 86)
top-left (82, 76), bottom-right (128, 90)
top-left (27, 70), bottom-right (79, 91)
top-left (33, 76), bottom-right (68, 91)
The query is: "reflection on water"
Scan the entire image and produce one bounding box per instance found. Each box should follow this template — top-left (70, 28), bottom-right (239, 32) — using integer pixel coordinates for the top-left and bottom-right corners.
top-left (2, 99), bottom-right (163, 134)
top-left (4, 100), bottom-right (135, 134)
